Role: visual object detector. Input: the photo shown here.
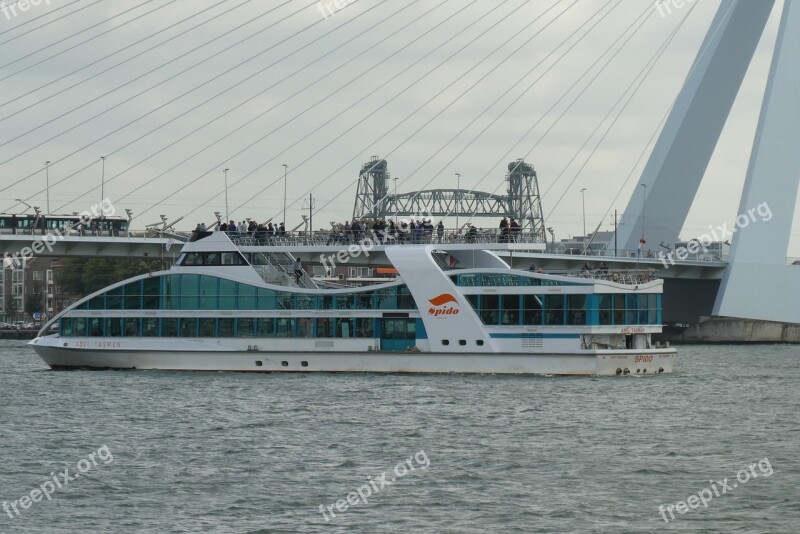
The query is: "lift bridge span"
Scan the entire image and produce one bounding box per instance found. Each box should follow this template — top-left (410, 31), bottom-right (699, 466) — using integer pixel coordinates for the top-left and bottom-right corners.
top-left (352, 156), bottom-right (547, 242)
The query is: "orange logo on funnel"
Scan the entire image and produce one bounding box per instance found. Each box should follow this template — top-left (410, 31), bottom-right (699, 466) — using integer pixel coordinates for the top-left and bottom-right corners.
top-left (428, 293), bottom-right (460, 317)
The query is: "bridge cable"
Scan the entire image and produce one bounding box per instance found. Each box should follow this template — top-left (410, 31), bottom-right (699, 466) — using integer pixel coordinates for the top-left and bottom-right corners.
top-left (374, 0), bottom-right (624, 221)
top-left (0, 0), bottom-right (91, 43)
top-left (451, 0), bottom-right (655, 225)
top-left (541, 2), bottom-right (699, 220)
top-left (0, 0), bottom-right (257, 116)
top-left (306, 0), bottom-right (582, 222)
top-left (134, 0), bottom-right (524, 222)
top-left (0, 0), bottom-right (166, 75)
top-left (45, 0), bottom-right (403, 214)
top-left (0, 0), bottom-right (303, 158)
top-left (0, 0), bottom-right (325, 200)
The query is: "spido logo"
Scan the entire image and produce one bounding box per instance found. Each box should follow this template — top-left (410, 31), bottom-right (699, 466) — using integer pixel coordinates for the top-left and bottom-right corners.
top-left (428, 294), bottom-right (460, 318)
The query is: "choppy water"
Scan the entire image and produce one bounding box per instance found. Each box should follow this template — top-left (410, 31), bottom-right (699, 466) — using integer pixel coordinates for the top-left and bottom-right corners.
top-left (1, 341), bottom-right (798, 533)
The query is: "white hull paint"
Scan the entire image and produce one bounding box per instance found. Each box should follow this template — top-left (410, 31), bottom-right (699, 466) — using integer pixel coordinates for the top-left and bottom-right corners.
top-left (31, 341), bottom-right (674, 376)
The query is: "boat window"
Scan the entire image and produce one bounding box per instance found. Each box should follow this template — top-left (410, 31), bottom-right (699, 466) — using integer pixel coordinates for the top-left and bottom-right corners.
top-left (162, 318), bottom-right (179, 337)
top-left (181, 275), bottom-right (200, 309)
top-left (105, 318), bottom-right (122, 337)
top-left (480, 295), bottom-right (500, 325)
top-left (219, 279), bottom-right (236, 309)
top-left (336, 318), bottom-right (355, 338)
top-left (613, 295), bottom-right (625, 325)
top-left (297, 318), bottom-right (313, 338)
top-left (293, 294), bottom-right (315, 310)
top-left (258, 288), bottom-right (277, 310)
top-left (238, 284), bottom-right (256, 309)
top-left (598, 295), bottom-right (612, 325)
top-left (356, 318), bottom-right (374, 337)
top-left (452, 274), bottom-right (545, 287)
top-left (88, 318), bottom-right (103, 337)
top-left (142, 318), bottom-right (158, 337)
top-left (316, 318), bottom-right (333, 337)
top-left (237, 318), bottom-right (254, 337)
top-left (256, 318), bottom-right (274, 337)
top-left (375, 287), bottom-right (397, 309)
top-left (199, 318), bottom-right (215, 337)
top-left (143, 278), bottom-right (160, 310)
top-left (124, 318), bottom-right (140, 336)
top-left (107, 286), bottom-right (123, 310)
top-left (501, 295), bottom-right (520, 325)
top-left (523, 295), bottom-right (543, 325)
top-left (123, 281), bottom-right (142, 310)
top-left (276, 318), bottom-right (294, 337)
top-left (544, 295), bottom-right (565, 325)
top-left (178, 251), bottom-right (248, 266)
top-left (180, 318), bottom-right (198, 337)
top-left (73, 317), bottom-right (86, 336)
top-left (567, 295), bottom-right (587, 326)
top-left (199, 276), bottom-right (218, 310)
top-left (86, 294), bottom-right (105, 310)
top-left (397, 286), bottom-right (415, 309)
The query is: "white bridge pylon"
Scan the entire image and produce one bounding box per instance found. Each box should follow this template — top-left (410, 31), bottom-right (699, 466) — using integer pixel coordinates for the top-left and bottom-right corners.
top-left (609, 0), bottom-right (800, 323)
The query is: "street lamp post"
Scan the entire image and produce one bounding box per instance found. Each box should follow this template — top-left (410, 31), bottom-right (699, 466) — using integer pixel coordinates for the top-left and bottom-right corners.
top-left (580, 188), bottom-right (587, 239)
top-left (282, 164), bottom-right (288, 226)
top-left (14, 198), bottom-right (33, 213)
top-left (393, 177), bottom-right (398, 220)
top-left (455, 172), bottom-right (461, 230)
top-left (44, 161), bottom-right (50, 214)
top-left (223, 169), bottom-right (230, 223)
top-left (641, 183), bottom-right (647, 252)
top-left (100, 157), bottom-right (106, 205)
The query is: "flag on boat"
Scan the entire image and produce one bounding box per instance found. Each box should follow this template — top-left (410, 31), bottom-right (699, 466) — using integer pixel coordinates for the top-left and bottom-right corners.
top-left (638, 238), bottom-right (646, 256)
top-left (165, 238), bottom-right (176, 251)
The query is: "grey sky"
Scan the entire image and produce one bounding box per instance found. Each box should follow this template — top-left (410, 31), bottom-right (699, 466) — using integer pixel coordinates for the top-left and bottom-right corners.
top-left (0, 0), bottom-right (792, 252)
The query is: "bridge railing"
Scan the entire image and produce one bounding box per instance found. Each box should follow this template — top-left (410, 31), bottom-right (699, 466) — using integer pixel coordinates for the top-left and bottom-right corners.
top-left (226, 227), bottom-right (546, 247)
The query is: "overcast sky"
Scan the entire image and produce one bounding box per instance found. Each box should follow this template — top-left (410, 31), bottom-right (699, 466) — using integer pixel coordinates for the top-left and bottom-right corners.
top-left (0, 0), bottom-right (793, 251)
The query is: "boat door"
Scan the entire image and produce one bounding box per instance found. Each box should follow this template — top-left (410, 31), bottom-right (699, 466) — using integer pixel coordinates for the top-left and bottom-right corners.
top-left (380, 318), bottom-right (417, 351)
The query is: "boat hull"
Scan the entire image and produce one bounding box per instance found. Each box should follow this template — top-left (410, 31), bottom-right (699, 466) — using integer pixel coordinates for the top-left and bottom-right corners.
top-left (30, 339), bottom-right (675, 376)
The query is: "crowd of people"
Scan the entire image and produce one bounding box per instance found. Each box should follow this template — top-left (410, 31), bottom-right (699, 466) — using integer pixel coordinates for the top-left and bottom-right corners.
top-left (193, 220), bottom-right (287, 239)
top-left (192, 216), bottom-right (530, 244)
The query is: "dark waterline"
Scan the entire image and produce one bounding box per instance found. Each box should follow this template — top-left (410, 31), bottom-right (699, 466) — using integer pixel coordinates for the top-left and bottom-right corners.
top-left (1, 341), bottom-right (798, 533)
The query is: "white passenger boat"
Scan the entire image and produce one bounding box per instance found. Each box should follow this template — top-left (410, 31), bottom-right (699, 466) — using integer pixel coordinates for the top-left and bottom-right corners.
top-left (30, 232), bottom-right (675, 375)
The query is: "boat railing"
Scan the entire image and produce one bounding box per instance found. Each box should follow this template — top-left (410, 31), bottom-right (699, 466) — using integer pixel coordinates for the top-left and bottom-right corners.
top-left (252, 252), bottom-right (317, 289)
top-left (548, 269), bottom-right (659, 284)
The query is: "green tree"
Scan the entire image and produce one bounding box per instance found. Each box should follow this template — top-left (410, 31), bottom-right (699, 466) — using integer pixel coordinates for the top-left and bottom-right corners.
top-left (56, 257), bottom-right (162, 297)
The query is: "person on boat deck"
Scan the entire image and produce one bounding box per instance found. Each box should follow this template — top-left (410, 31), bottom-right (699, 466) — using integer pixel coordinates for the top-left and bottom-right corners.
top-left (293, 258), bottom-right (303, 283)
top-left (437, 221), bottom-right (445, 242)
top-left (582, 262), bottom-right (591, 272)
top-left (467, 224), bottom-right (478, 243)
